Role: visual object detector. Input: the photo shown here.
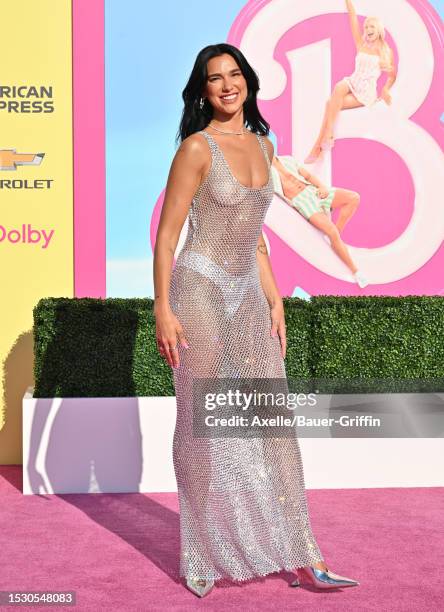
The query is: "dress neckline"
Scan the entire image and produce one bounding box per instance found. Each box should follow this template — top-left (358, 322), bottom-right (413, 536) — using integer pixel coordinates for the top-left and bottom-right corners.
top-left (357, 50), bottom-right (380, 60)
top-left (202, 130), bottom-right (271, 191)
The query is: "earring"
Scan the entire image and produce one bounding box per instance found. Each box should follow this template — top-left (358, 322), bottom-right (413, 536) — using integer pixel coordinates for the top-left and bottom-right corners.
top-left (199, 97), bottom-right (205, 110)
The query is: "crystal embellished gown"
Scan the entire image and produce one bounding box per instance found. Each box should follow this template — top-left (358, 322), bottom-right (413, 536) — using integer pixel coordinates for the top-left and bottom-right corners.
top-left (168, 129), bottom-right (324, 583)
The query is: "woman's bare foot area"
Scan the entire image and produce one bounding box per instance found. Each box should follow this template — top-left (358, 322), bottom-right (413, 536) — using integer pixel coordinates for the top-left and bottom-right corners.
top-left (304, 144), bottom-right (322, 164)
top-left (312, 561), bottom-right (329, 571)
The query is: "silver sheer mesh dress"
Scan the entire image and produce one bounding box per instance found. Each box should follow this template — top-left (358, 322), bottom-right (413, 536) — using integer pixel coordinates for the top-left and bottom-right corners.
top-left (168, 129), bottom-right (324, 583)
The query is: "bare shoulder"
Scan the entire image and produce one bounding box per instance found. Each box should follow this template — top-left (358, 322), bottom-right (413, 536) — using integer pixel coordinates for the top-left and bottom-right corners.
top-left (175, 131), bottom-right (211, 171)
top-left (179, 131), bottom-right (209, 156)
top-left (261, 135), bottom-right (274, 163)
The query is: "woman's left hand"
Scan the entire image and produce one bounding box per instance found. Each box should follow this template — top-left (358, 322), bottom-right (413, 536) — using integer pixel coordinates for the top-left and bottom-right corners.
top-left (270, 299), bottom-right (287, 359)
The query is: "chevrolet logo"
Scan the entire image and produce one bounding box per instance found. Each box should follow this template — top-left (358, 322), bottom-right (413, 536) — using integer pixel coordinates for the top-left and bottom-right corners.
top-left (0, 150), bottom-right (45, 171)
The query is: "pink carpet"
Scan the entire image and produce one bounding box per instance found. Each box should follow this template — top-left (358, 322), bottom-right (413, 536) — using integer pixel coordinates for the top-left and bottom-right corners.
top-left (1, 467), bottom-right (442, 611)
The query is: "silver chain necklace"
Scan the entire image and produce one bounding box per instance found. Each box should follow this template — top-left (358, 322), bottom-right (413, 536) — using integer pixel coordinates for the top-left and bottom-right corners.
top-left (208, 122), bottom-right (247, 136)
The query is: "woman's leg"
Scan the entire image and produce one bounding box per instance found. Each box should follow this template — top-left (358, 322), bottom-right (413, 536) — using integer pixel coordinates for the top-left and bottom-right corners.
top-left (308, 101), bottom-right (329, 153)
top-left (324, 84), bottom-right (363, 141)
top-left (305, 82), bottom-right (363, 160)
top-left (330, 188), bottom-right (360, 234)
top-left (308, 211), bottom-right (358, 273)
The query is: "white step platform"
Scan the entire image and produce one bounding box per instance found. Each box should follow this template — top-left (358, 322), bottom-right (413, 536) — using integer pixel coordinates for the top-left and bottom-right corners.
top-left (22, 387), bottom-right (444, 494)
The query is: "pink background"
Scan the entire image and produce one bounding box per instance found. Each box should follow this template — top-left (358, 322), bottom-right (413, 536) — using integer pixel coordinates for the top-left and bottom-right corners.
top-left (227, 0), bottom-right (444, 296)
top-left (73, 0), bottom-right (106, 298)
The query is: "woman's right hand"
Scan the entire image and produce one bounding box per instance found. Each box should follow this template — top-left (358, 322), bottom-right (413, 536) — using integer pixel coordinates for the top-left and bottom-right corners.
top-left (154, 302), bottom-right (189, 368)
top-left (380, 86), bottom-right (392, 105)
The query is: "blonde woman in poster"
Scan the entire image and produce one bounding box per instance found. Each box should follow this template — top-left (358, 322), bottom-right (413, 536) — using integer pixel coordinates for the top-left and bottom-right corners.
top-left (271, 156), bottom-right (368, 287)
top-left (305, 0), bottom-right (397, 163)
top-left (153, 43), bottom-right (359, 597)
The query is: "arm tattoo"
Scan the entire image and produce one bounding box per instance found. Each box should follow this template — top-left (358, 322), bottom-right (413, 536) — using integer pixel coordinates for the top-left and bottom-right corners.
top-left (257, 244), bottom-right (268, 255)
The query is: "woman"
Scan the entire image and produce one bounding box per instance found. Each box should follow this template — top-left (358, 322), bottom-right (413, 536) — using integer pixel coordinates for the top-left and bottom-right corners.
top-left (305, 0), bottom-right (396, 163)
top-left (153, 42), bottom-right (359, 598)
top-left (272, 156), bottom-right (368, 287)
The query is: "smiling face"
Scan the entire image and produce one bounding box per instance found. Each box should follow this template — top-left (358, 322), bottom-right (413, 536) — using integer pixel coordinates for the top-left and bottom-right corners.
top-left (203, 53), bottom-right (248, 117)
top-left (363, 18), bottom-right (382, 44)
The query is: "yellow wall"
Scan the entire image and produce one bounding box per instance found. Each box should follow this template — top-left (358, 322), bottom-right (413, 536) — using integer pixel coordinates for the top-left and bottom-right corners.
top-left (0, 1), bottom-right (73, 463)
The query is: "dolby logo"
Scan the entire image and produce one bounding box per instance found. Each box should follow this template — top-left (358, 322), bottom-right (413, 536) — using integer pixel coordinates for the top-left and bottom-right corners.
top-left (0, 224), bottom-right (54, 248)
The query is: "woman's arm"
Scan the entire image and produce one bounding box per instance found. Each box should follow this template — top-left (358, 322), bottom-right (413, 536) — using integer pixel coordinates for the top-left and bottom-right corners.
top-left (153, 135), bottom-right (208, 312)
top-left (383, 48), bottom-right (397, 88)
top-left (153, 135), bottom-right (209, 367)
top-left (380, 49), bottom-right (397, 104)
top-left (256, 232), bottom-right (281, 308)
top-left (256, 231), bottom-right (286, 357)
top-left (260, 139), bottom-right (282, 307)
top-left (345, 0), bottom-right (362, 49)
top-left (258, 138), bottom-right (287, 358)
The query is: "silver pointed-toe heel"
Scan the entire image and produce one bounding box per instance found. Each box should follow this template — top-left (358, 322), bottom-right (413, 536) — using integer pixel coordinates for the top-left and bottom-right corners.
top-left (291, 565), bottom-right (359, 589)
top-left (185, 577), bottom-right (215, 598)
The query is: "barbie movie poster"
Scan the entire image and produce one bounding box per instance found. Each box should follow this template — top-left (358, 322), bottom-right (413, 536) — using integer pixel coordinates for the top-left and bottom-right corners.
top-left (106, 0), bottom-right (444, 299)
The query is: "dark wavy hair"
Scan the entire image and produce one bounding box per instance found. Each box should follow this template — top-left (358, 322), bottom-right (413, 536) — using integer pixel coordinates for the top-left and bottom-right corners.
top-left (176, 43), bottom-right (270, 144)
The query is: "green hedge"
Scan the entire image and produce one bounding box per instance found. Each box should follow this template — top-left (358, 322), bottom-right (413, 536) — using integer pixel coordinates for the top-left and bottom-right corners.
top-left (310, 296), bottom-right (444, 392)
top-left (32, 296), bottom-right (444, 397)
top-left (33, 298), bottom-right (173, 398)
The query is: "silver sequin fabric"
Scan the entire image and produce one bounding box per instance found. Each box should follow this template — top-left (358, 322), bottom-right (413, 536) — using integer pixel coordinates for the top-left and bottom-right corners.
top-left (169, 129), bottom-right (324, 583)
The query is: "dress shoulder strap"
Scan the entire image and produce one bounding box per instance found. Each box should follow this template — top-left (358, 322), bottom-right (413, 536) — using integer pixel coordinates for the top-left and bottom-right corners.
top-left (198, 129), bottom-right (218, 154)
top-left (198, 129), bottom-right (212, 143)
top-left (256, 133), bottom-right (271, 168)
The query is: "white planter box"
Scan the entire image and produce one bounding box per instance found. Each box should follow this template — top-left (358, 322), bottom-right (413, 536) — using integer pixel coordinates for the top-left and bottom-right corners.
top-left (22, 387), bottom-right (444, 494)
